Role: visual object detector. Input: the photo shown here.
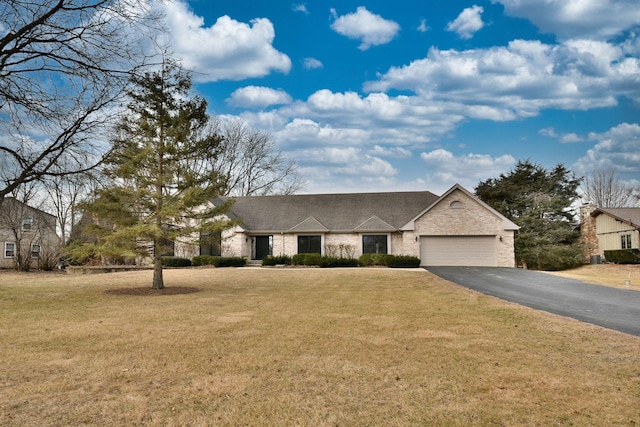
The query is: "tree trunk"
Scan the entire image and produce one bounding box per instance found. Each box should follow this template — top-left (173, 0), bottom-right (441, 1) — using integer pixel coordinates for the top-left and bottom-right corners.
top-left (152, 250), bottom-right (164, 289)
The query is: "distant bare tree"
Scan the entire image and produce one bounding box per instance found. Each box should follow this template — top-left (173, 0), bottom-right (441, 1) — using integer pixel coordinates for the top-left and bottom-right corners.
top-left (0, 0), bottom-right (162, 200)
top-left (581, 167), bottom-right (638, 207)
top-left (212, 120), bottom-right (303, 196)
top-left (42, 169), bottom-right (97, 245)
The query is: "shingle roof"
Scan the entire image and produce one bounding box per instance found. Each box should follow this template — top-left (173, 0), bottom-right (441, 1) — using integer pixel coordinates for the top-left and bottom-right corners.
top-left (592, 207), bottom-right (640, 229)
top-left (219, 191), bottom-right (440, 233)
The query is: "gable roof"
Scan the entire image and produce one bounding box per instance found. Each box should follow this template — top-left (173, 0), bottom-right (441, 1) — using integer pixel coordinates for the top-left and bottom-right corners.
top-left (591, 207), bottom-right (640, 230)
top-left (0, 197), bottom-right (56, 219)
top-left (218, 191), bottom-right (440, 233)
top-left (401, 184), bottom-right (519, 231)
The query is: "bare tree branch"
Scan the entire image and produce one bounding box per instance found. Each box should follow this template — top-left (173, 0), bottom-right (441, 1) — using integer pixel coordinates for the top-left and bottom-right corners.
top-left (581, 166), bottom-right (638, 207)
top-left (0, 0), bottom-right (163, 200)
top-left (211, 119), bottom-right (304, 196)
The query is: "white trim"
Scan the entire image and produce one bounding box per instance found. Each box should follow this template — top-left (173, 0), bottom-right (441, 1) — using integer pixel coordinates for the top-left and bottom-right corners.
top-left (4, 242), bottom-right (16, 258)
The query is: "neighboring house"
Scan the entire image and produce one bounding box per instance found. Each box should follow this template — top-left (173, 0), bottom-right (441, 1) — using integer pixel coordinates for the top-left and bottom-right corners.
top-left (181, 184), bottom-right (519, 267)
top-left (585, 207), bottom-right (640, 260)
top-left (0, 198), bottom-right (60, 269)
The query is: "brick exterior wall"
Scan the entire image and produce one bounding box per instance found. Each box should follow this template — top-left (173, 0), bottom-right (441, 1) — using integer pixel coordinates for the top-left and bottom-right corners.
top-left (413, 189), bottom-right (516, 267)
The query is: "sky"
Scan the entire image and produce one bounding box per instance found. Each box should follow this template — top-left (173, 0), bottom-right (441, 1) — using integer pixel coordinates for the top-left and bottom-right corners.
top-left (153, 0), bottom-right (640, 196)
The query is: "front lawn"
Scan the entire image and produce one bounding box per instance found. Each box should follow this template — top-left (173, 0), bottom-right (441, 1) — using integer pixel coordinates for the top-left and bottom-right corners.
top-left (1, 268), bottom-right (638, 426)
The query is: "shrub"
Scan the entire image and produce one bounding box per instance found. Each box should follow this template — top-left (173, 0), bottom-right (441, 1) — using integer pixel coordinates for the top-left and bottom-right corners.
top-left (292, 253), bottom-right (323, 266)
top-left (215, 257), bottom-right (247, 267)
top-left (384, 255), bottom-right (421, 268)
top-left (358, 253), bottom-right (391, 266)
top-left (191, 256), bottom-right (246, 267)
top-left (319, 257), bottom-right (359, 268)
top-left (291, 253), bottom-right (306, 266)
top-left (192, 255), bottom-right (217, 266)
top-left (262, 255), bottom-right (292, 266)
top-left (304, 253), bottom-right (323, 266)
top-left (160, 256), bottom-right (192, 267)
top-left (521, 244), bottom-right (585, 270)
top-left (604, 249), bottom-right (640, 264)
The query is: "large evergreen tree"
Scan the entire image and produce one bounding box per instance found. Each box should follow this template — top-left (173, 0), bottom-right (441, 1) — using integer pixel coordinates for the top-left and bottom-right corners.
top-left (86, 60), bottom-right (232, 289)
top-left (475, 160), bottom-right (583, 270)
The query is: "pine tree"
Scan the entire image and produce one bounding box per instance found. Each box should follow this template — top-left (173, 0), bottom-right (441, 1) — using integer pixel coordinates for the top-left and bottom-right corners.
top-left (475, 160), bottom-right (583, 270)
top-left (86, 59), bottom-right (233, 288)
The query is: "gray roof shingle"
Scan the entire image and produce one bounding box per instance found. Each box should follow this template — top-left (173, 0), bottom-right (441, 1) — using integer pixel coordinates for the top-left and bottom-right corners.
top-left (220, 191), bottom-right (440, 232)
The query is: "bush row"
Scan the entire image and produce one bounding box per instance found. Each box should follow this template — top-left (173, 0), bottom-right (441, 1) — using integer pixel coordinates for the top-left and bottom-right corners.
top-left (160, 256), bottom-right (192, 267)
top-left (263, 253), bottom-right (421, 268)
top-left (358, 254), bottom-right (421, 268)
top-left (191, 255), bottom-right (247, 267)
top-left (262, 255), bottom-right (292, 266)
top-left (603, 249), bottom-right (640, 264)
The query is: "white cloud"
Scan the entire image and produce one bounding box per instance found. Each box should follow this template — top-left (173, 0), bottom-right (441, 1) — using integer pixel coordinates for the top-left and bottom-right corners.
top-left (447, 5), bottom-right (485, 40)
top-left (303, 57), bottom-right (323, 69)
top-left (226, 86), bottom-right (293, 108)
top-left (559, 133), bottom-right (584, 144)
top-left (417, 19), bottom-right (429, 33)
top-left (330, 7), bottom-right (400, 50)
top-left (575, 123), bottom-right (640, 174)
top-left (539, 127), bottom-right (584, 143)
top-left (539, 127), bottom-right (558, 138)
top-left (495, 0), bottom-right (640, 41)
top-left (160, 1), bottom-right (291, 82)
top-left (365, 38), bottom-right (640, 119)
top-left (292, 3), bottom-right (309, 14)
top-left (370, 145), bottom-right (412, 159)
top-left (420, 149), bottom-right (516, 189)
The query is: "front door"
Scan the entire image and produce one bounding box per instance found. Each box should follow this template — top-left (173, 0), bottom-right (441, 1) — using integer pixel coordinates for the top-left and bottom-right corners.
top-left (253, 236), bottom-right (272, 260)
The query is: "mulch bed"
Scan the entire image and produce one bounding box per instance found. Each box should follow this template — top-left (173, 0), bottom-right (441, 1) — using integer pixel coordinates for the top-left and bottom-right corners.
top-left (105, 286), bottom-right (201, 296)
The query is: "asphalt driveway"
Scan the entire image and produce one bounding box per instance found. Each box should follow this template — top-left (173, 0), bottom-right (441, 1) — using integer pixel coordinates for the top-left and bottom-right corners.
top-left (427, 266), bottom-right (640, 336)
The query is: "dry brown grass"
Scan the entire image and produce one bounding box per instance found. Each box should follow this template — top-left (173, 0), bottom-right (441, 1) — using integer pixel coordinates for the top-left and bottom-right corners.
top-left (547, 264), bottom-right (640, 289)
top-left (1, 267), bottom-right (639, 426)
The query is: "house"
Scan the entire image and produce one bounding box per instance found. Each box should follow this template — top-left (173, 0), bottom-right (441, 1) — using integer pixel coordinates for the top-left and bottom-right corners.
top-left (186, 184), bottom-right (519, 267)
top-left (582, 206), bottom-right (640, 261)
top-left (0, 198), bottom-right (60, 269)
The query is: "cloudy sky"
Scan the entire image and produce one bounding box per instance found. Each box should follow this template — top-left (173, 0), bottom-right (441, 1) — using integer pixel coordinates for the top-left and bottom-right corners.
top-left (156, 0), bottom-right (640, 195)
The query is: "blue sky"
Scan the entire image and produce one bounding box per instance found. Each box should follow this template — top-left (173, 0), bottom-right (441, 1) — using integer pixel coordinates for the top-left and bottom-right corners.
top-left (155, 0), bottom-right (640, 195)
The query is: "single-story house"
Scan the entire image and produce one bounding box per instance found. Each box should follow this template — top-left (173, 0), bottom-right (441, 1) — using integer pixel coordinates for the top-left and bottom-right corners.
top-left (0, 197), bottom-right (60, 269)
top-left (584, 207), bottom-right (640, 260)
top-left (186, 184), bottom-right (519, 267)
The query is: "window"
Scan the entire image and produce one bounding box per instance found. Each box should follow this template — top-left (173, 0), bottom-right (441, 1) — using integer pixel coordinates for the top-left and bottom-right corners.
top-left (4, 242), bottom-right (15, 258)
top-left (200, 232), bottom-right (222, 256)
top-left (21, 216), bottom-right (33, 231)
top-left (621, 234), bottom-right (632, 249)
top-left (450, 201), bottom-right (464, 209)
top-left (157, 238), bottom-right (175, 257)
top-left (30, 244), bottom-right (41, 258)
top-left (298, 235), bottom-right (322, 254)
top-left (362, 235), bottom-right (388, 254)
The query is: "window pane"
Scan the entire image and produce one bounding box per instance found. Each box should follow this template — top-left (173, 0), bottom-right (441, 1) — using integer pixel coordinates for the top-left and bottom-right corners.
top-left (200, 232), bottom-right (222, 256)
top-left (5, 243), bottom-right (15, 257)
top-left (363, 235), bottom-right (387, 254)
top-left (298, 235), bottom-right (321, 254)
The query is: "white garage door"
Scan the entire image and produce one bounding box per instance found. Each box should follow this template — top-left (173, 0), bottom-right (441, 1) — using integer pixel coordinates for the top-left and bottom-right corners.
top-left (420, 236), bottom-right (497, 267)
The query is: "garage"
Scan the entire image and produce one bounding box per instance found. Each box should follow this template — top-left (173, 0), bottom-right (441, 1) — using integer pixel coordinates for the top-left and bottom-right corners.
top-left (420, 236), bottom-right (497, 267)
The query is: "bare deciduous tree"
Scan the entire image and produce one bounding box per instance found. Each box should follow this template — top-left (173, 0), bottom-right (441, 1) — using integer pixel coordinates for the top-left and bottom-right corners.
top-left (42, 170), bottom-right (97, 245)
top-left (0, 0), bottom-right (162, 200)
top-left (212, 119), bottom-right (303, 196)
top-left (581, 167), bottom-right (638, 207)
